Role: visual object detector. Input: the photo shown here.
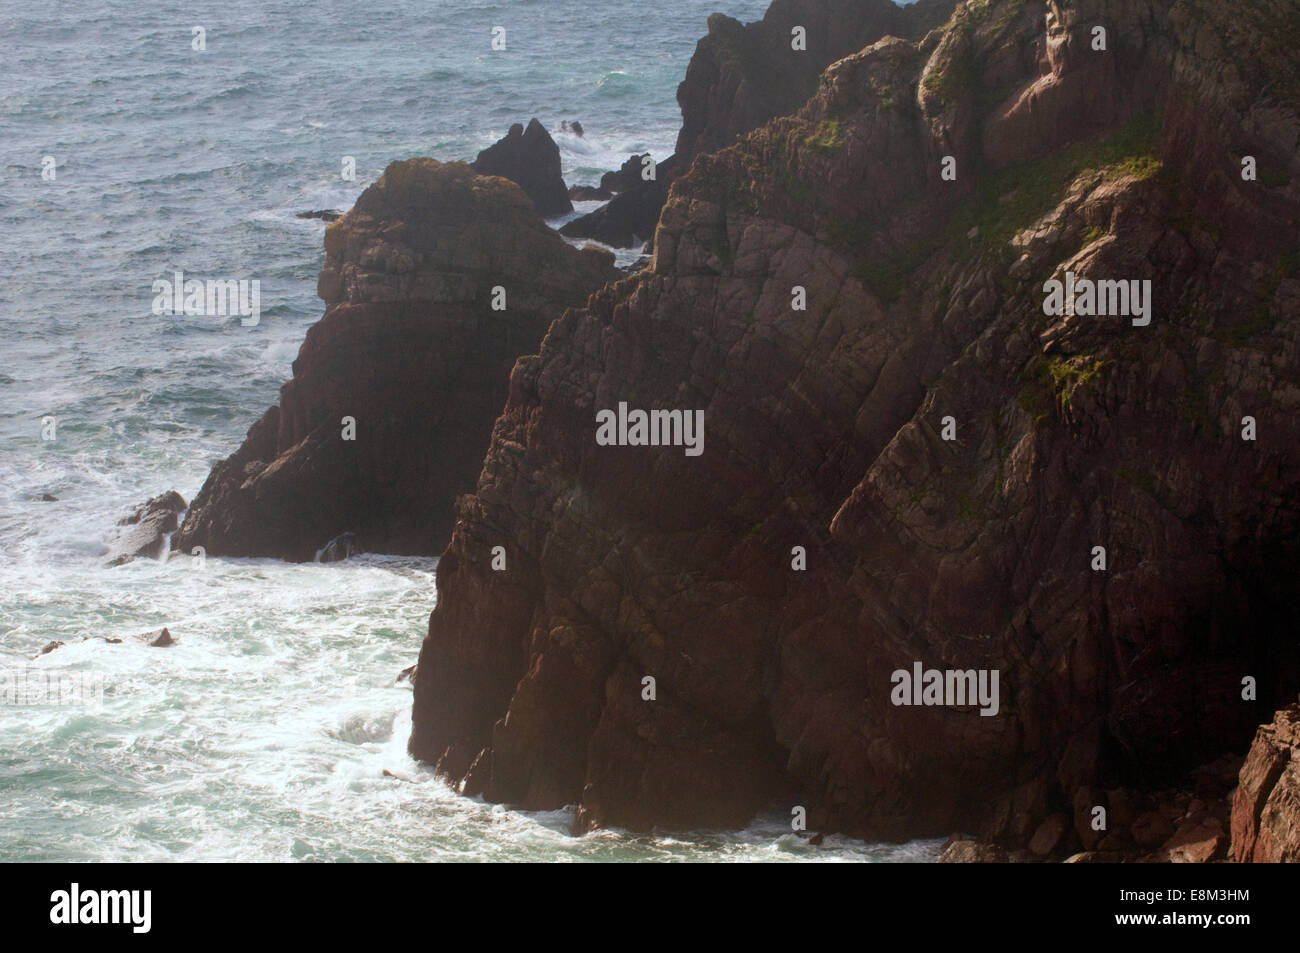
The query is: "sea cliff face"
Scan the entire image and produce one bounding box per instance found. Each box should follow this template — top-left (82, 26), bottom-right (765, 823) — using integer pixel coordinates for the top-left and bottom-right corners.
top-left (173, 160), bottom-right (617, 561)
top-left (410, 0), bottom-right (1300, 848)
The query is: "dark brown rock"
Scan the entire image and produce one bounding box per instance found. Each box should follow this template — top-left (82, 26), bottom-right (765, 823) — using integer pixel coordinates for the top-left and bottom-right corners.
top-left (471, 119), bottom-right (573, 218)
top-left (674, 0), bottom-right (958, 166)
top-left (1029, 813), bottom-right (1069, 856)
top-left (559, 156), bottom-right (679, 248)
top-left (411, 0), bottom-right (1300, 842)
top-left (174, 159), bottom-right (618, 561)
top-left (599, 154), bottom-right (650, 195)
top-left (939, 839), bottom-right (1007, 863)
top-left (1231, 698), bottom-right (1300, 862)
top-left (1163, 816), bottom-right (1225, 863)
top-left (1131, 812), bottom-right (1176, 850)
top-left (135, 627), bottom-right (175, 647)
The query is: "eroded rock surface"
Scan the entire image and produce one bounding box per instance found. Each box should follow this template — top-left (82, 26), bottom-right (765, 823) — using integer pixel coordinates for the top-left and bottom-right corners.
top-left (411, 0), bottom-right (1300, 846)
top-left (174, 160), bottom-right (617, 561)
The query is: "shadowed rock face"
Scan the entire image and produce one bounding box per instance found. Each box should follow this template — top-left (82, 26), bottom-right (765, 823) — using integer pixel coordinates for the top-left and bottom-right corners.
top-left (674, 0), bottom-right (958, 166)
top-left (1231, 698), bottom-right (1300, 862)
top-left (411, 0), bottom-right (1300, 845)
top-left (173, 159), bottom-right (617, 562)
top-left (472, 119), bottom-right (574, 218)
top-left (560, 0), bottom-right (958, 249)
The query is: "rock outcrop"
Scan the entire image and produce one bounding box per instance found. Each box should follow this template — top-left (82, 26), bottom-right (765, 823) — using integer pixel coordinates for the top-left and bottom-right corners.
top-left (411, 0), bottom-right (1300, 848)
top-left (674, 0), bottom-right (958, 166)
top-left (562, 1), bottom-right (959, 249)
top-left (174, 159), bottom-right (617, 561)
top-left (559, 156), bottom-right (679, 249)
top-left (104, 491), bottom-right (186, 566)
top-left (471, 119), bottom-right (573, 218)
top-left (1231, 698), bottom-right (1300, 862)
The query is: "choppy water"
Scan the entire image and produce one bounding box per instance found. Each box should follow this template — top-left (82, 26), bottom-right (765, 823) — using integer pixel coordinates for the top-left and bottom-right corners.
top-left (0, 0), bottom-right (939, 861)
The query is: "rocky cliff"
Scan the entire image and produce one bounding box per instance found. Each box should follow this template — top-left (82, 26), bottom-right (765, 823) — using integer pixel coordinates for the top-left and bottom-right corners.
top-left (674, 0), bottom-right (957, 165)
top-left (561, 0), bottom-right (958, 249)
top-left (174, 160), bottom-right (617, 561)
top-left (1231, 697), bottom-right (1300, 862)
top-left (411, 0), bottom-right (1300, 848)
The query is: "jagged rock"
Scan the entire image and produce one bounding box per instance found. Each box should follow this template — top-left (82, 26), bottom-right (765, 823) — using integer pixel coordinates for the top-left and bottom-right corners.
top-left (411, 0), bottom-right (1300, 842)
top-left (560, 120), bottom-right (584, 138)
top-left (1231, 698), bottom-right (1300, 862)
top-left (1163, 817), bottom-right (1225, 863)
top-left (674, 0), bottom-right (957, 165)
top-left (174, 159), bottom-right (618, 561)
top-left (105, 491), bottom-right (186, 566)
top-left (297, 210), bottom-right (343, 222)
top-left (38, 641), bottom-right (64, 656)
top-left (564, 1), bottom-right (960, 252)
top-left (135, 628), bottom-right (175, 647)
top-left (939, 839), bottom-right (1007, 863)
top-left (471, 119), bottom-right (573, 217)
top-left (599, 154), bottom-right (650, 194)
top-left (559, 158), bottom-right (677, 248)
top-left (397, 664), bottom-right (418, 686)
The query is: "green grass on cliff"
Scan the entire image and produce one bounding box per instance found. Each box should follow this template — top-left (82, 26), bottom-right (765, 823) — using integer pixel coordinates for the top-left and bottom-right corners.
top-left (803, 120), bottom-right (844, 155)
top-left (1017, 354), bottom-right (1112, 422)
top-left (955, 113), bottom-right (1163, 258)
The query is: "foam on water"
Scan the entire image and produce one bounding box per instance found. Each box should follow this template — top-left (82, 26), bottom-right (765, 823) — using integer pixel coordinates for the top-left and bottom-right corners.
top-left (0, 0), bottom-right (936, 861)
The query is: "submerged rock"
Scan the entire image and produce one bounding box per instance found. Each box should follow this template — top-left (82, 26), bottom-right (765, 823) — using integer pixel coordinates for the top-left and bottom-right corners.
top-left (296, 209), bottom-right (343, 222)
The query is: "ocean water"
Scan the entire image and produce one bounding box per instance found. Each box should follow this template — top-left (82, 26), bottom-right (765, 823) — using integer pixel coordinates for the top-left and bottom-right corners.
top-left (0, 0), bottom-right (940, 862)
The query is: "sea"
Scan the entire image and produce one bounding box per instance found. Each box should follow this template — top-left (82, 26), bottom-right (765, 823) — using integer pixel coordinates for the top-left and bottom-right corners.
top-left (0, 0), bottom-right (940, 862)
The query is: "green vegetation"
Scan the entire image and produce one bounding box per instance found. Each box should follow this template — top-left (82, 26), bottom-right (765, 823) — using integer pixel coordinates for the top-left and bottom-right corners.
top-left (953, 113), bottom-right (1163, 260)
top-left (1080, 224), bottom-right (1107, 247)
top-left (1017, 354), bottom-right (1112, 422)
top-left (803, 120), bottom-right (843, 155)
